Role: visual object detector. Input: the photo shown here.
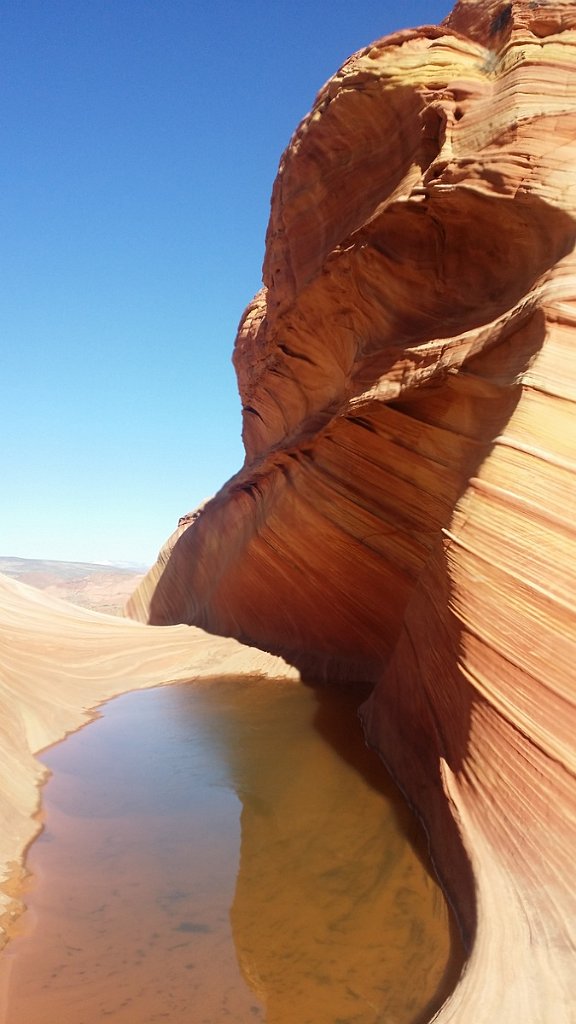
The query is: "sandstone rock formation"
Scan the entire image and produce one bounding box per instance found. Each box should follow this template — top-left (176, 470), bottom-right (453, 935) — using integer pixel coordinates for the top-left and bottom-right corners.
top-left (0, 573), bottom-right (295, 949)
top-left (128, 1), bottom-right (576, 1020)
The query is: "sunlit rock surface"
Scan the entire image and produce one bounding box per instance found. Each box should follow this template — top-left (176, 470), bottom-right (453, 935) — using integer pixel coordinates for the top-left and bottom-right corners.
top-left (128, 2), bottom-right (576, 1020)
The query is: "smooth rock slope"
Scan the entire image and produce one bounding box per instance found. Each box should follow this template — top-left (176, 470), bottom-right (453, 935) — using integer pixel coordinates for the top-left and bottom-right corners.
top-left (128, 2), bottom-right (576, 1021)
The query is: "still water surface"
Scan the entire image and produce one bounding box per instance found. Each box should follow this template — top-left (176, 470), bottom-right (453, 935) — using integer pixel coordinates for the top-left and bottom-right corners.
top-left (0, 678), bottom-right (461, 1023)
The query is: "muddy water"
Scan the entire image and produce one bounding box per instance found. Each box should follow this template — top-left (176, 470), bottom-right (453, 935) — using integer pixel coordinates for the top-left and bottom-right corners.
top-left (0, 679), bottom-right (462, 1024)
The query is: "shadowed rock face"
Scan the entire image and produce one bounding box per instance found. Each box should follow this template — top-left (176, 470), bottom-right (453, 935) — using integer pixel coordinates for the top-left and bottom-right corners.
top-left (128, 2), bottom-right (576, 1020)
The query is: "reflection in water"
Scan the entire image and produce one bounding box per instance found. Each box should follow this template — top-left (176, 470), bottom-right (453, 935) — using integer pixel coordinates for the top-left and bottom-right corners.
top-left (0, 679), bottom-right (462, 1023)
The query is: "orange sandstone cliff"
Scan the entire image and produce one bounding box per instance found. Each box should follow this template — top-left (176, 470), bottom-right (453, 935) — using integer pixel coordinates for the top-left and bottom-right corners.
top-left (128, 1), bottom-right (576, 1020)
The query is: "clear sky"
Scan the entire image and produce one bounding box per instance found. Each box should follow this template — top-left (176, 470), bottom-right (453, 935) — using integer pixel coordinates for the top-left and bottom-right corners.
top-left (2, 0), bottom-right (452, 567)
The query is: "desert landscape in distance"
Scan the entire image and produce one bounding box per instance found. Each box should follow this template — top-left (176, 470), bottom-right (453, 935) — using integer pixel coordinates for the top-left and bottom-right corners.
top-left (1, 0), bottom-right (575, 1022)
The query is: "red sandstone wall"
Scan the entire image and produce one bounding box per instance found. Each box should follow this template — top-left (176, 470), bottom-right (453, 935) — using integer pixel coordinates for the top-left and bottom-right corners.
top-left (128, 3), bottom-right (576, 1019)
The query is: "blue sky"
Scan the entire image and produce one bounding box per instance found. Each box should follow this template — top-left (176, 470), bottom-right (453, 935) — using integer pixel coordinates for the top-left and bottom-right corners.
top-left (2, 0), bottom-right (452, 566)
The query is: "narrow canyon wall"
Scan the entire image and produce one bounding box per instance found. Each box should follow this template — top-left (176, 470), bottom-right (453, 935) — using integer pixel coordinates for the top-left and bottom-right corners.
top-left (128, 1), bottom-right (576, 1021)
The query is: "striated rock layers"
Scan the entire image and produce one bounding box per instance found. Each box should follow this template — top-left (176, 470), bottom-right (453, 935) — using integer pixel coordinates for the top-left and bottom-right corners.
top-left (128, 1), bottom-right (576, 1021)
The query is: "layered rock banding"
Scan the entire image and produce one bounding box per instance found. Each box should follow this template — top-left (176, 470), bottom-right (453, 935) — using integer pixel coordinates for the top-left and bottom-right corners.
top-left (129, 1), bottom-right (576, 1020)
